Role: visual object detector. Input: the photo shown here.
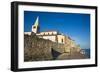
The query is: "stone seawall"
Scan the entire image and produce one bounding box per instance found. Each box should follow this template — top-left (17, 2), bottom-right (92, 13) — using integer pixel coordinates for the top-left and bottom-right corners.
top-left (24, 34), bottom-right (86, 62)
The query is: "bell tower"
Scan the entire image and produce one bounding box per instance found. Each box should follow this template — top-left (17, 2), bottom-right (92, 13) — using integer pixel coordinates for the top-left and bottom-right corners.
top-left (32, 17), bottom-right (40, 33)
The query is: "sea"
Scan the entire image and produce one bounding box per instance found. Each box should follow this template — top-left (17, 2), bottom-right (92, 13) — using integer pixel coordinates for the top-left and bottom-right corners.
top-left (82, 49), bottom-right (90, 58)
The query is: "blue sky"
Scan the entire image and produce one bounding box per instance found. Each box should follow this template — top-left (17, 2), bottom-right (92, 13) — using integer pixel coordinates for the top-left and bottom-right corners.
top-left (24, 11), bottom-right (90, 49)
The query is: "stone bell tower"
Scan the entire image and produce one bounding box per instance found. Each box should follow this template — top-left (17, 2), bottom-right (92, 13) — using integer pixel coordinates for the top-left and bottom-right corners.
top-left (32, 17), bottom-right (40, 33)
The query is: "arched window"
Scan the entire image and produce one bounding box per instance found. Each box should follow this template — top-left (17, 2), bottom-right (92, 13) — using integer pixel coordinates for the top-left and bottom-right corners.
top-left (52, 32), bottom-right (53, 35)
top-left (48, 33), bottom-right (49, 35)
top-left (61, 39), bottom-right (63, 43)
top-left (33, 26), bottom-right (36, 28)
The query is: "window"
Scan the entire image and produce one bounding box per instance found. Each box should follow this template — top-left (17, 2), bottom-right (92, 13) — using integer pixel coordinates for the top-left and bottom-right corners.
top-left (61, 39), bottom-right (63, 43)
top-left (33, 26), bottom-right (36, 28)
top-left (52, 32), bottom-right (53, 35)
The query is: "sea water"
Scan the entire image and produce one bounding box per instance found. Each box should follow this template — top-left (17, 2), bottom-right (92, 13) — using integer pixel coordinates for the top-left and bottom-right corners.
top-left (83, 49), bottom-right (90, 58)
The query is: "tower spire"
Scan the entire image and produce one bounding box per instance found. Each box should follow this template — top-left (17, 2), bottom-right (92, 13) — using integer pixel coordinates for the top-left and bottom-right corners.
top-left (34, 16), bottom-right (39, 26)
top-left (32, 16), bottom-right (40, 33)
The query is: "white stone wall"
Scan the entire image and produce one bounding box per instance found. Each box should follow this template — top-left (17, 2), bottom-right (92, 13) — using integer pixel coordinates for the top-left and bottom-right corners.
top-left (57, 35), bottom-right (65, 44)
top-left (39, 31), bottom-right (57, 35)
top-left (24, 32), bottom-right (31, 35)
top-left (24, 30), bottom-right (67, 44)
top-left (37, 33), bottom-right (66, 44)
top-left (42, 36), bottom-right (56, 42)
